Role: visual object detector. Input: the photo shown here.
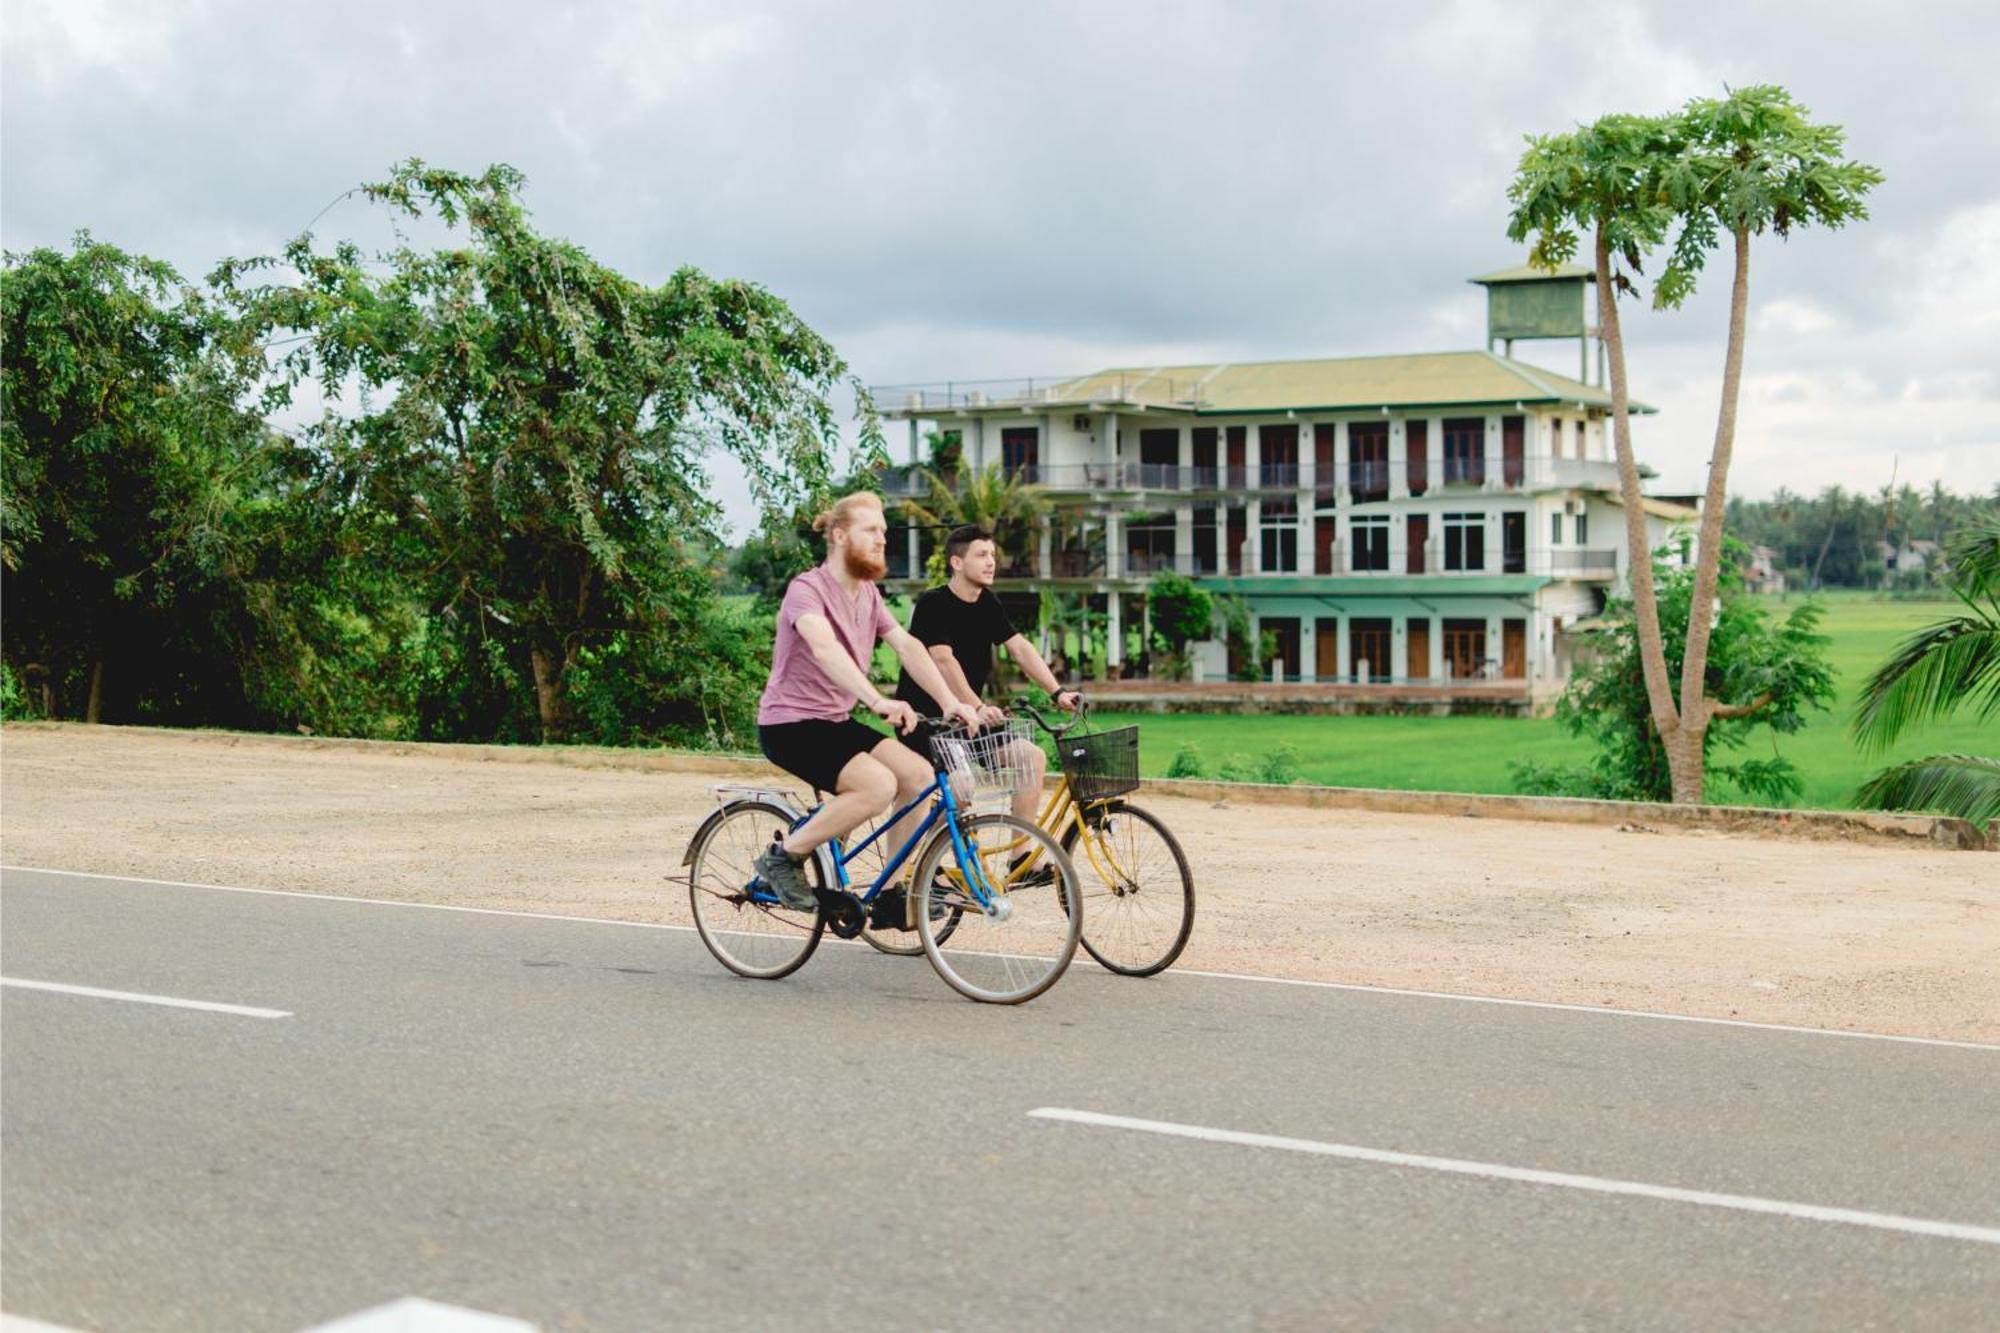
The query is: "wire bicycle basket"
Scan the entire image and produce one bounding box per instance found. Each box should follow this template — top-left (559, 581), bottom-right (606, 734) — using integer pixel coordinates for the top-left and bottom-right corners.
top-left (930, 719), bottom-right (1039, 812)
top-left (1056, 724), bottom-right (1140, 804)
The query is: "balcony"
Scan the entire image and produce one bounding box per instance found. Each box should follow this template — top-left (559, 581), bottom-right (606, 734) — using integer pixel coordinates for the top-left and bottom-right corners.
top-left (1441, 456), bottom-right (1486, 487)
top-left (1549, 548), bottom-right (1620, 579)
top-left (1347, 460), bottom-right (1390, 503)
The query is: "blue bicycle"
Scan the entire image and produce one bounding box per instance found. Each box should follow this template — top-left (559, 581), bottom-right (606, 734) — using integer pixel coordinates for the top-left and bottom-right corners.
top-left (679, 722), bottom-right (1083, 1004)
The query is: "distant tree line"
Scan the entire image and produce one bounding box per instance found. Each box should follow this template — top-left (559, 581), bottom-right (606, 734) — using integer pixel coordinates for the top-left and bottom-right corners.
top-left (2, 161), bottom-right (877, 747)
top-left (1725, 484), bottom-right (1998, 591)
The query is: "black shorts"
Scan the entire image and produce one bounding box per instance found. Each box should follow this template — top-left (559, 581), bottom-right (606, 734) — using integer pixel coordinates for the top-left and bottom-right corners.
top-left (758, 717), bottom-right (892, 794)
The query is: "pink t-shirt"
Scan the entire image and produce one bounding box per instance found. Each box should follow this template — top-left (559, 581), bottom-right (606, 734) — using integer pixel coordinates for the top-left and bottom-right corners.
top-left (757, 565), bottom-right (900, 725)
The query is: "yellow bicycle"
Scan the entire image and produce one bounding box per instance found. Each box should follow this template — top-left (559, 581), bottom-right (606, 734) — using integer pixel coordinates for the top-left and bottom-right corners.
top-left (1014, 696), bottom-right (1195, 977)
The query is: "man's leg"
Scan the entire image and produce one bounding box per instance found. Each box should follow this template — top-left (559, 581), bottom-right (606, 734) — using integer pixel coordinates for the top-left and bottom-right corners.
top-left (870, 736), bottom-right (937, 870)
top-left (781, 753), bottom-right (897, 857)
top-left (1009, 738), bottom-right (1049, 823)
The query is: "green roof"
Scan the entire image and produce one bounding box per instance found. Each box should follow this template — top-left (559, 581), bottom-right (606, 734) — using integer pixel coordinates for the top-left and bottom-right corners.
top-left (1470, 262), bottom-right (1595, 285)
top-left (1197, 575), bottom-right (1549, 597)
top-left (1050, 350), bottom-right (1650, 415)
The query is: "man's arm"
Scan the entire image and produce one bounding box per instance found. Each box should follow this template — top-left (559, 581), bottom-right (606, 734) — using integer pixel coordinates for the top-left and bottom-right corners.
top-left (795, 613), bottom-right (919, 731)
top-left (928, 645), bottom-right (985, 710)
top-left (1003, 633), bottom-right (1080, 708)
top-left (886, 626), bottom-right (980, 728)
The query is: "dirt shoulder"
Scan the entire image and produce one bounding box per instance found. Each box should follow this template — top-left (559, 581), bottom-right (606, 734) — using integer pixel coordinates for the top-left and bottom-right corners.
top-left (3, 724), bottom-right (1995, 1042)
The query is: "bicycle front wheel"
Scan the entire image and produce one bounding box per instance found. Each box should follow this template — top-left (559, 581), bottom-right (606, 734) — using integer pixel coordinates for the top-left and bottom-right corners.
top-left (1062, 801), bottom-right (1195, 977)
top-left (914, 813), bottom-right (1081, 1005)
top-left (687, 801), bottom-right (825, 980)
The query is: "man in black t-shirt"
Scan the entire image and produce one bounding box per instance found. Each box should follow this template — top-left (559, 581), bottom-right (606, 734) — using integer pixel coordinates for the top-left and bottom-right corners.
top-left (895, 524), bottom-right (1078, 820)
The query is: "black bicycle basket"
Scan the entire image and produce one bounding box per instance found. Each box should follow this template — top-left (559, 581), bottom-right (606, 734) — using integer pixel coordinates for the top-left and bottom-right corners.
top-left (1057, 725), bottom-right (1140, 803)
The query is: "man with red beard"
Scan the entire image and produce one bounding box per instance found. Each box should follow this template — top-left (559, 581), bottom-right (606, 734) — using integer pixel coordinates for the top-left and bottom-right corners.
top-left (754, 491), bottom-right (980, 911)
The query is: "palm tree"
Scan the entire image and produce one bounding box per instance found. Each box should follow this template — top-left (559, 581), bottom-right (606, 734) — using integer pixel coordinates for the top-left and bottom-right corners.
top-left (898, 461), bottom-right (1048, 582)
top-left (1851, 517), bottom-right (2000, 826)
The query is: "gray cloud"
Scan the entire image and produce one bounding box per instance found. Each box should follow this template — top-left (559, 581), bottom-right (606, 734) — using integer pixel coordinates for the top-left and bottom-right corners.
top-left (6, 0), bottom-right (1995, 518)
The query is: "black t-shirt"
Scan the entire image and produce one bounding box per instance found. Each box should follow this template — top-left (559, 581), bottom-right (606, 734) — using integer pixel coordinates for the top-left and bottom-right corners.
top-left (894, 585), bottom-right (1017, 716)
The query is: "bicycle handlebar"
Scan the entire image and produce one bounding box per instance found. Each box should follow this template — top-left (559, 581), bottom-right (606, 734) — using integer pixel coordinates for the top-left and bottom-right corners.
top-left (1009, 691), bottom-right (1089, 738)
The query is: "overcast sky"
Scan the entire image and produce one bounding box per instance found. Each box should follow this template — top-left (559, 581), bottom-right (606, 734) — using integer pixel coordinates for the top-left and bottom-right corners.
top-left (6, 0), bottom-right (1995, 533)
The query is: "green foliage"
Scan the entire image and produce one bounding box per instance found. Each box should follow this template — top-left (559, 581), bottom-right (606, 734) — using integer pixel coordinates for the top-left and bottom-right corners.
top-left (1165, 741), bottom-right (1207, 779)
top-left (1655, 86), bottom-right (1883, 309)
top-left (1258, 744), bottom-right (1302, 786)
top-left (1851, 519), bottom-right (2000, 750)
top-left (1147, 572), bottom-right (1212, 653)
top-left (216, 160), bottom-right (864, 742)
top-left (1512, 545), bottom-right (1836, 803)
top-left (900, 461), bottom-right (1046, 584)
top-left (1506, 112), bottom-right (1680, 301)
top-left (0, 663), bottom-right (39, 720)
top-left (1854, 755), bottom-right (2000, 827)
top-left (1848, 519), bottom-right (2000, 822)
top-left (1217, 754), bottom-right (1258, 783)
top-left (1728, 485), bottom-right (1996, 591)
top-left (0, 231), bottom-right (303, 725)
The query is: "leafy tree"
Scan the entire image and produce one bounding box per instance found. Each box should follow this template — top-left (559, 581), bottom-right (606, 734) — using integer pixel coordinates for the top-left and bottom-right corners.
top-left (218, 161), bottom-right (871, 742)
top-left (1147, 571), bottom-right (1213, 655)
top-left (1851, 519), bottom-right (2000, 825)
top-left (1509, 87), bottom-right (1880, 801)
top-left (1512, 543), bottom-right (1835, 804)
top-left (2, 233), bottom-right (273, 723)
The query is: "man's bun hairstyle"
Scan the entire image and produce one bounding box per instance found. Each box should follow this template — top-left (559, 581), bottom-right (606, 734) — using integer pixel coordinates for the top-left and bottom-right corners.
top-left (812, 490), bottom-right (884, 537)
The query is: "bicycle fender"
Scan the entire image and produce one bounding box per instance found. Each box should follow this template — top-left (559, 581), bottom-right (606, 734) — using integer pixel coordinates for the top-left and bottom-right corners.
top-left (680, 796), bottom-right (805, 865)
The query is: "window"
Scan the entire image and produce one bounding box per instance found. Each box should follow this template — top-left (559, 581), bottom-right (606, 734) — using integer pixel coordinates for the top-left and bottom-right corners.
top-left (1191, 505), bottom-right (1219, 575)
top-left (1001, 427), bottom-right (1039, 478)
top-left (1443, 512), bottom-right (1484, 571)
top-left (1551, 512), bottom-right (1564, 546)
top-left (1442, 418), bottom-right (1484, 484)
top-left (1349, 618), bottom-right (1392, 681)
top-left (1260, 498), bottom-right (1298, 573)
top-left (1350, 515), bottom-right (1390, 571)
top-left (1126, 513), bottom-right (1176, 574)
top-left (1502, 511), bottom-right (1526, 573)
top-left (1348, 422), bottom-right (1388, 502)
top-left (1575, 511), bottom-right (1589, 545)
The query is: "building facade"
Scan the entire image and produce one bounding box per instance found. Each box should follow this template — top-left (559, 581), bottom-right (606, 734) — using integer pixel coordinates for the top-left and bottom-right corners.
top-left (876, 267), bottom-right (1696, 704)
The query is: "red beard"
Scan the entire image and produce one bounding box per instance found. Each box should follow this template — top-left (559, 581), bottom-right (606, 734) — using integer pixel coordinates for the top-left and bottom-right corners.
top-left (843, 544), bottom-right (888, 582)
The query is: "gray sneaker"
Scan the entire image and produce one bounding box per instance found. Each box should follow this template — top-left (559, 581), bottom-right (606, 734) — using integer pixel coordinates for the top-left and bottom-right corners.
top-left (754, 844), bottom-right (817, 911)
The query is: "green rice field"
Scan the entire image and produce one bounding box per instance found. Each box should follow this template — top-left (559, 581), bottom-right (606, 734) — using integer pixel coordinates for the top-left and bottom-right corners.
top-left (1103, 593), bottom-right (2000, 811)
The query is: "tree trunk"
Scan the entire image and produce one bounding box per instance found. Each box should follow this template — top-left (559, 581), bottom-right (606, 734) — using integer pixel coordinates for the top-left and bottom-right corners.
top-left (85, 655), bottom-right (105, 724)
top-left (1667, 724), bottom-right (1706, 804)
top-left (529, 645), bottom-right (568, 744)
top-left (1596, 227), bottom-right (1682, 775)
top-left (1671, 224), bottom-right (1753, 805)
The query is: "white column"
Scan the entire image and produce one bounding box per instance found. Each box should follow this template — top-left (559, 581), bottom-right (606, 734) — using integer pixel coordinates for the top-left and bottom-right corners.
top-left (1335, 616), bottom-right (1349, 683)
top-left (1427, 416), bottom-right (1445, 484)
top-left (1105, 513), bottom-right (1123, 578)
top-left (1389, 419), bottom-right (1408, 500)
top-left (1393, 620), bottom-right (1409, 681)
top-left (1429, 618), bottom-right (1445, 680)
top-left (908, 418), bottom-right (921, 465)
top-left (1485, 414), bottom-right (1502, 491)
top-left (1333, 421), bottom-right (1349, 502)
top-left (1107, 593), bottom-right (1124, 671)
top-left (1175, 504), bottom-right (1194, 573)
top-left (1037, 513), bottom-right (1052, 580)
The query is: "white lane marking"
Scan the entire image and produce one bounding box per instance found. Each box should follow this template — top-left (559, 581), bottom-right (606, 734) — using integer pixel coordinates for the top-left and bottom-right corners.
top-left (1, 1314), bottom-right (94, 1333)
top-left (6, 864), bottom-right (1997, 1053)
top-left (0, 977), bottom-right (291, 1019)
top-left (1030, 1108), bottom-right (2000, 1247)
top-left (1165, 967), bottom-right (2000, 1052)
top-left (301, 1295), bottom-right (536, 1331)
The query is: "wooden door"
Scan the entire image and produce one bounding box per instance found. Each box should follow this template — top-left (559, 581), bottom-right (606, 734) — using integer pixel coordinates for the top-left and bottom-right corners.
top-left (1407, 514), bottom-right (1428, 574)
top-left (1315, 514), bottom-right (1338, 574)
top-left (1315, 619), bottom-right (1338, 682)
top-left (1406, 619), bottom-right (1431, 682)
top-left (1226, 506), bottom-right (1247, 574)
top-left (1502, 415), bottom-right (1524, 488)
top-left (1502, 618), bottom-right (1527, 678)
top-left (1263, 617), bottom-right (1301, 680)
top-left (1442, 618), bottom-right (1486, 679)
top-left (1348, 618), bottom-right (1391, 682)
top-left (1406, 420), bottom-right (1428, 496)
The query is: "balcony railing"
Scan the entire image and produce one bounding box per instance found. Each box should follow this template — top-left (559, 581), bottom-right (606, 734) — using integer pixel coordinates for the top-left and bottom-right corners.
top-left (1549, 548), bottom-right (1619, 577)
top-left (871, 373), bottom-right (1207, 414)
top-left (1348, 460), bottom-right (1390, 501)
top-left (1441, 456), bottom-right (1486, 486)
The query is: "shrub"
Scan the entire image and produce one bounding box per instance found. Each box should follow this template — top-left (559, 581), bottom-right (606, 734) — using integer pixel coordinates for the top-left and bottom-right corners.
top-left (1259, 744), bottom-right (1302, 785)
top-left (1165, 741), bottom-right (1207, 779)
top-left (1218, 753), bottom-right (1258, 783)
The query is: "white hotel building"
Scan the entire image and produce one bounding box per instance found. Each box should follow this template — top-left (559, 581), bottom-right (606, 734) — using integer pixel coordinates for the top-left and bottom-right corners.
top-left (876, 264), bottom-right (1696, 709)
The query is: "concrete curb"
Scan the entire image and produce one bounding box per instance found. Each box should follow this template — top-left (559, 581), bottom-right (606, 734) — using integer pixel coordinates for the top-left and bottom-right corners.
top-left (6, 722), bottom-right (1988, 851)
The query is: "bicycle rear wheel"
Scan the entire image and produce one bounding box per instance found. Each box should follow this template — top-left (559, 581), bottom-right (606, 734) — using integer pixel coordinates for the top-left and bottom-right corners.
top-left (914, 813), bottom-right (1080, 1004)
top-left (687, 801), bottom-right (825, 979)
top-left (1062, 801), bottom-right (1194, 977)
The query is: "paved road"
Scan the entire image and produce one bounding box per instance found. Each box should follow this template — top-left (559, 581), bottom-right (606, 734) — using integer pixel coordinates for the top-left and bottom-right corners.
top-left (4, 867), bottom-right (1997, 1332)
